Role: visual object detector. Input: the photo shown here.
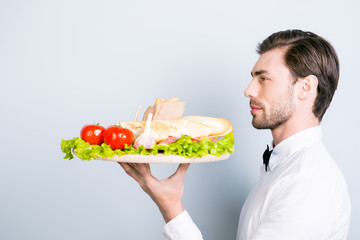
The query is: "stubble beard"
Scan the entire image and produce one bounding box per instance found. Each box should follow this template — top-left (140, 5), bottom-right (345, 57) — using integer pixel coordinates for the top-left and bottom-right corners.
top-left (251, 86), bottom-right (295, 130)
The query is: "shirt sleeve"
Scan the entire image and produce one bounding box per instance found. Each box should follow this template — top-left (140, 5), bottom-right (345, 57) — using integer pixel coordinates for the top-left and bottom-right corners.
top-left (163, 210), bottom-right (203, 240)
top-left (251, 175), bottom-right (337, 240)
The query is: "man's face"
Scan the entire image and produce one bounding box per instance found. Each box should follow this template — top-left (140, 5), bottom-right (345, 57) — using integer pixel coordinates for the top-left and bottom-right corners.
top-left (245, 48), bottom-right (297, 130)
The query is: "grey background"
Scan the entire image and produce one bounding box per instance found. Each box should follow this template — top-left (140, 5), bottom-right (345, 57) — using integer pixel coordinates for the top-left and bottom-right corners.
top-left (1, 0), bottom-right (359, 239)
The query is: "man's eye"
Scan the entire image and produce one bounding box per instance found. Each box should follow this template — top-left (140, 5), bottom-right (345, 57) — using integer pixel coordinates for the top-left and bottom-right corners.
top-left (260, 76), bottom-right (267, 81)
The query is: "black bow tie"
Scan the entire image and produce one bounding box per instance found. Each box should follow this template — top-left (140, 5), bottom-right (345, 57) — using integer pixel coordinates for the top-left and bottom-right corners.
top-left (263, 145), bottom-right (273, 172)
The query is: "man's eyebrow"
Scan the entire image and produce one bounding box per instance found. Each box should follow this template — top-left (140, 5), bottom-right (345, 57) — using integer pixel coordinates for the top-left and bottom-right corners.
top-left (251, 70), bottom-right (268, 77)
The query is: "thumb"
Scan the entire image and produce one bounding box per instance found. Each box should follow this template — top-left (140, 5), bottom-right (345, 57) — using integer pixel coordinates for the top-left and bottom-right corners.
top-left (173, 163), bottom-right (190, 179)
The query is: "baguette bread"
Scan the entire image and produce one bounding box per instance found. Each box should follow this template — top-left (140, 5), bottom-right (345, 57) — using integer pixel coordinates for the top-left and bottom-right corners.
top-left (115, 116), bottom-right (233, 143)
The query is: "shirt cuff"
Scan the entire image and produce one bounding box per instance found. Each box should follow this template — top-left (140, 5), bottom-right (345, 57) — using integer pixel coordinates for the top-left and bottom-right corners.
top-left (163, 210), bottom-right (203, 240)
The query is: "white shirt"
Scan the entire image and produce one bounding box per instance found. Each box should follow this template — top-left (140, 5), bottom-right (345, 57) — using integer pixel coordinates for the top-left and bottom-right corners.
top-left (163, 126), bottom-right (351, 240)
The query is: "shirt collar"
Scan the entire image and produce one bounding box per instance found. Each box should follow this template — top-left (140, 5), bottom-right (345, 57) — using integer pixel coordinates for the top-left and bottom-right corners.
top-left (267, 126), bottom-right (322, 171)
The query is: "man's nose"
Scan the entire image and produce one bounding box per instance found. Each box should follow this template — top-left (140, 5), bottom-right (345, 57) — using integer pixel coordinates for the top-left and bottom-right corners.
top-left (244, 79), bottom-right (258, 99)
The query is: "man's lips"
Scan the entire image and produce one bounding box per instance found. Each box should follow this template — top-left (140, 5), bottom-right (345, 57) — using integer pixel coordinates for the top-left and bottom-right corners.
top-left (250, 105), bottom-right (262, 115)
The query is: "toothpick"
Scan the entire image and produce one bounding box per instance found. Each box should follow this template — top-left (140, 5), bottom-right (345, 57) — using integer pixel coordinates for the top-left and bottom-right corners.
top-left (134, 106), bottom-right (141, 121)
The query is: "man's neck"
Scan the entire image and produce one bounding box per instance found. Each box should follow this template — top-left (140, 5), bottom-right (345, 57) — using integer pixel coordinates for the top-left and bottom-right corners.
top-left (271, 116), bottom-right (319, 147)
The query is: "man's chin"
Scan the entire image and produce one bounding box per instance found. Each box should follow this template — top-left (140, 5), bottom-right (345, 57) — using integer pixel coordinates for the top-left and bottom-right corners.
top-left (251, 116), bottom-right (276, 130)
top-left (252, 118), bottom-right (288, 130)
top-left (252, 122), bottom-right (269, 130)
top-left (252, 118), bottom-right (269, 129)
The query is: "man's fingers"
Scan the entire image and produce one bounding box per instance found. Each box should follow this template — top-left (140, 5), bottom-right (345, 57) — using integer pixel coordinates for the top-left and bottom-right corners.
top-left (119, 162), bottom-right (154, 183)
top-left (118, 162), bottom-right (141, 183)
top-left (136, 163), bottom-right (151, 175)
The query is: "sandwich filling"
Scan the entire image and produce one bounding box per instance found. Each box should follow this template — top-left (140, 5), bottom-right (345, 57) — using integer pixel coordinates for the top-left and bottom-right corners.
top-left (61, 132), bottom-right (234, 161)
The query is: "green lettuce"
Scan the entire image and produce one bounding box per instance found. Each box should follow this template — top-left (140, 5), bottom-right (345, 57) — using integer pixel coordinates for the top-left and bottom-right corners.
top-left (60, 132), bottom-right (234, 161)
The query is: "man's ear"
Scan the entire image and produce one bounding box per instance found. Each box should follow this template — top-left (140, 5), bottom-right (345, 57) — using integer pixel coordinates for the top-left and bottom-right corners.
top-left (297, 75), bottom-right (318, 100)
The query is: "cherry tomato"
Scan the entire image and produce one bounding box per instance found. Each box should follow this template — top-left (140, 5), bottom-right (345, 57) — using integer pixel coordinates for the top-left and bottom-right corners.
top-left (103, 126), bottom-right (134, 150)
top-left (80, 124), bottom-right (106, 145)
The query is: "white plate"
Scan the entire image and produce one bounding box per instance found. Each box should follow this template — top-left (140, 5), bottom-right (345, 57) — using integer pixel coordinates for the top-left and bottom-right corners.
top-left (95, 153), bottom-right (231, 163)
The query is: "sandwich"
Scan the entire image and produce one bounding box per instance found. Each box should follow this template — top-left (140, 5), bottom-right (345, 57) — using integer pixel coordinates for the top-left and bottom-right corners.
top-left (60, 98), bottom-right (234, 163)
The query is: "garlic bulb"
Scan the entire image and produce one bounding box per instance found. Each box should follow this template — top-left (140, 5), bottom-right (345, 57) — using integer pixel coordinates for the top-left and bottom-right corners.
top-left (133, 113), bottom-right (156, 149)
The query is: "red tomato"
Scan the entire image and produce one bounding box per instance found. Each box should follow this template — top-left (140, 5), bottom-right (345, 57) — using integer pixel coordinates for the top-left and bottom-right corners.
top-left (103, 126), bottom-right (134, 150)
top-left (80, 124), bottom-right (106, 145)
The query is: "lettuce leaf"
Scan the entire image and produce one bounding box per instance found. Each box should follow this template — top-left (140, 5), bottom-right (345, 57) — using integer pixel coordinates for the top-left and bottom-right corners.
top-left (60, 132), bottom-right (234, 161)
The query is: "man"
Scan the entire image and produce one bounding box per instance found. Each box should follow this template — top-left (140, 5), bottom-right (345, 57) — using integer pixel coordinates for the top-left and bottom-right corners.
top-left (119, 29), bottom-right (351, 239)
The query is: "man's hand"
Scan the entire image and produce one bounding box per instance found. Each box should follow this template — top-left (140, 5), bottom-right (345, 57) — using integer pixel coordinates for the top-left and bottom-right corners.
top-left (119, 162), bottom-right (190, 223)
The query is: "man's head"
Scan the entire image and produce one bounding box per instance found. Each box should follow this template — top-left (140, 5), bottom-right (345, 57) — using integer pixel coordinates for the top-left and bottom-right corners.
top-left (245, 30), bottom-right (339, 131)
top-left (256, 30), bottom-right (339, 122)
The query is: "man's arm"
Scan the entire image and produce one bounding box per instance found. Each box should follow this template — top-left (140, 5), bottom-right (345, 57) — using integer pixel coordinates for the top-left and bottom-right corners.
top-left (119, 162), bottom-right (189, 223)
top-left (119, 163), bottom-right (204, 240)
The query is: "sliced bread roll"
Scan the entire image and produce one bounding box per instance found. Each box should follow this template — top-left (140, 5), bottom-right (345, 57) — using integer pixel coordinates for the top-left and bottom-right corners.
top-left (115, 116), bottom-right (233, 143)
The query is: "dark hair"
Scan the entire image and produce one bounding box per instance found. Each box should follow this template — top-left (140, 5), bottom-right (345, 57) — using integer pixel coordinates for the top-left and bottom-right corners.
top-left (257, 29), bottom-right (339, 122)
